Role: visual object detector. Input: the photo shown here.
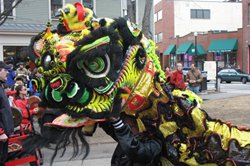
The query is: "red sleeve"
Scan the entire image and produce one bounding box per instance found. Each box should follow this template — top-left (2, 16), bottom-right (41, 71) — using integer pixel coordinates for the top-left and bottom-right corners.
top-left (14, 99), bottom-right (32, 119)
top-left (170, 72), bottom-right (176, 84)
top-left (0, 128), bottom-right (4, 135)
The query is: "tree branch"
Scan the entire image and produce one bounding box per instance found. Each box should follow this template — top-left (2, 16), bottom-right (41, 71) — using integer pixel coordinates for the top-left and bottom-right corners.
top-left (0, 0), bottom-right (23, 26)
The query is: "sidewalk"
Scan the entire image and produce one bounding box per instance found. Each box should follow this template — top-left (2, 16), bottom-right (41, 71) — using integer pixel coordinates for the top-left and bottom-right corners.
top-left (42, 142), bottom-right (116, 166)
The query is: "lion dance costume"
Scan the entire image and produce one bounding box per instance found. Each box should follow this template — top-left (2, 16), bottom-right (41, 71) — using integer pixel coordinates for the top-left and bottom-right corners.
top-left (27, 3), bottom-right (250, 165)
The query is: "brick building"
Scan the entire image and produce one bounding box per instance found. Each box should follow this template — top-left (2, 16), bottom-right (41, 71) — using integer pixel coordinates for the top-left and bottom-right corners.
top-left (164, 30), bottom-right (242, 71)
top-left (154, 0), bottom-right (246, 72)
top-left (242, 0), bottom-right (250, 74)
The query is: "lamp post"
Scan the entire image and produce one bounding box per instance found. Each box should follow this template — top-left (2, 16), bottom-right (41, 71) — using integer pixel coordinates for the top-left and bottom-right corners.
top-left (194, 32), bottom-right (198, 68)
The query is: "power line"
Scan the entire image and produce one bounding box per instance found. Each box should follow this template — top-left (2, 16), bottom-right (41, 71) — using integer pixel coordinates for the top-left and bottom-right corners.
top-left (0, 0), bottom-right (23, 26)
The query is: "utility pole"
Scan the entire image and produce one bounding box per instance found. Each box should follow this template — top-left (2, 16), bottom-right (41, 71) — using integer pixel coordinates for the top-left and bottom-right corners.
top-left (194, 32), bottom-right (198, 67)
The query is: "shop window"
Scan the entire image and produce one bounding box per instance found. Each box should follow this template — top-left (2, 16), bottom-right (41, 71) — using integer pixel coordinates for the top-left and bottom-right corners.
top-left (183, 54), bottom-right (192, 68)
top-left (50, 0), bottom-right (63, 19)
top-left (3, 46), bottom-right (29, 66)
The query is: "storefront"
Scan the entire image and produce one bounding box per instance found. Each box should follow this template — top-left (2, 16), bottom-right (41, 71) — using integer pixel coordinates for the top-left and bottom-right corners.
top-left (176, 42), bottom-right (206, 69)
top-left (163, 44), bottom-right (176, 68)
top-left (207, 38), bottom-right (238, 69)
top-left (176, 42), bottom-right (193, 68)
top-left (0, 23), bottom-right (45, 66)
top-left (188, 44), bottom-right (207, 70)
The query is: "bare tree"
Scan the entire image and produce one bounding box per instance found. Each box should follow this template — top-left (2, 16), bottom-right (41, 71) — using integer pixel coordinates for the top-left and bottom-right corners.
top-left (142, 0), bottom-right (153, 39)
top-left (127, 0), bottom-right (136, 23)
top-left (0, 0), bottom-right (23, 26)
top-left (127, 0), bottom-right (153, 39)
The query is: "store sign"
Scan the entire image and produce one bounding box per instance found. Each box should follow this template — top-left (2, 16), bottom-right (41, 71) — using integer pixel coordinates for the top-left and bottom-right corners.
top-left (204, 61), bottom-right (216, 80)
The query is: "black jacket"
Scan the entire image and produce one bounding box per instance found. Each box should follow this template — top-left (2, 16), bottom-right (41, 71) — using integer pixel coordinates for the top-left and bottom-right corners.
top-left (100, 119), bottom-right (162, 166)
top-left (0, 81), bottom-right (14, 136)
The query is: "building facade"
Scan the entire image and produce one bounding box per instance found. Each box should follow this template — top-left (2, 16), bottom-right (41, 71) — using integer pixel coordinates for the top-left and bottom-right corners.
top-left (242, 0), bottom-right (250, 74)
top-left (164, 30), bottom-right (242, 71)
top-left (0, 0), bottom-right (153, 64)
top-left (154, 0), bottom-right (244, 71)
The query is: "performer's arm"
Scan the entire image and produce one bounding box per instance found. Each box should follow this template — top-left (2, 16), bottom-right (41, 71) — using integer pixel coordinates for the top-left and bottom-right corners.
top-left (111, 118), bottom-right (162, 164)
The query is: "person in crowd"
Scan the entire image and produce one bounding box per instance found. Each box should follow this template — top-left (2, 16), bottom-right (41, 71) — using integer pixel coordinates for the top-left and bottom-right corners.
top-left (13, 85), bottom-right (38, 127)
top-left (165, 67), bottom-right (171, 81)
top-left (170, 63), bottom-right (186, 90)
top-left (186, 64), bottom-right (203, 94)
top-left (13, 77), bottom-right (25, 90)
top-left (0, 61), bottom-right (14, 166)
top-left (6, 64), bottom-right (16, 87)
top-left (25, 64), bottom-right (32, 79)
top-left (15, 62), bottom-right (29, 84)
top-left (29, 68), bottom-right (43, 96)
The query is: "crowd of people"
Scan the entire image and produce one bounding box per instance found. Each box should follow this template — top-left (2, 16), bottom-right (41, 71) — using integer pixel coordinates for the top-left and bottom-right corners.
top-left (165, 63), bottom-right (203, 94)
top-left (0, 61), bottom-right (57, 165)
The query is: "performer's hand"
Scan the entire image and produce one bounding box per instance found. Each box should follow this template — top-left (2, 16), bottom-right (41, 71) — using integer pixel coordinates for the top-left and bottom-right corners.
top-left (108, 88), bottom-right (129, 122)
top-left (0, 133), bottom-right (8, 142)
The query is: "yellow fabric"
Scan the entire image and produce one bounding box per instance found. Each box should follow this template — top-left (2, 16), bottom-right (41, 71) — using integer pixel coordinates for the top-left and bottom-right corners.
top-left (159, 115), bottom-right (178, 138)
top-left (172, 89), bottom-right (203, 105)
top-left (136, 118), bottom-right (146, 133)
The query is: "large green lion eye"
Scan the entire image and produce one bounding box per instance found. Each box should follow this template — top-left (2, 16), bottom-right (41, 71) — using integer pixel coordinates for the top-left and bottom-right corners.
top-left (85, 57), bottom-right (105, 73)
top-left (77, 53), bottom-right (111, 79)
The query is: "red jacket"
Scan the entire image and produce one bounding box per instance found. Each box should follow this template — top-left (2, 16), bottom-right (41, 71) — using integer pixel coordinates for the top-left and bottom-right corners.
top-left (170, 70), bottom-right (186, 90)
top-left (14, 98), bottom-right (35, 125)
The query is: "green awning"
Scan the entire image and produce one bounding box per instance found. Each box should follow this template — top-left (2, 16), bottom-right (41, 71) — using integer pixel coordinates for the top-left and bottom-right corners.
top-left (163, 44), bottom-right (176, 55)
top-left (176, 42), bottom-right (193, 54)
top-left (188, 44), bottom-right (206, 56)
top-left (208, 38), bottom-right (238, 52)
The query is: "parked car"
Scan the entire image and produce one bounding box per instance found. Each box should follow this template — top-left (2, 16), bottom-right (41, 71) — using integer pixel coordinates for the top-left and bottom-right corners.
top-left (218, 68), bottom-right (250, 84)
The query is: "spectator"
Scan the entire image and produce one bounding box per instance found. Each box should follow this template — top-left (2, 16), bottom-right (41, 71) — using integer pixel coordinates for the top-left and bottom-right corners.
top-left (0, 61), bottom-right (14, 166)
top-left (29, 68), bottom-right (43, 96)
top-left (13, 85), bottom-right (38, 126)
top-left (186, 64), bottom-right (203, 94)
top-left (15, 62), bottom-right (29, 84)
top-left (170, 63), bottom-right (186, 90)
top-left (13, 77), bottom-right (25, 90)
top-left (6, 64), bottom-right (16, 87)
top-left (165, 67), bottom-right (171, 81)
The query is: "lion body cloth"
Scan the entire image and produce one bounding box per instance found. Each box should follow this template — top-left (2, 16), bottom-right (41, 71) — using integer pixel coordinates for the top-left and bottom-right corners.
top-left (28, 3), bottom-right (250, 165)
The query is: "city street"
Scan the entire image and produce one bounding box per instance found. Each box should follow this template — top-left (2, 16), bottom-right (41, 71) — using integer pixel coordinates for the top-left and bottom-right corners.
top-left (204, 81), bottom-right (250, 100)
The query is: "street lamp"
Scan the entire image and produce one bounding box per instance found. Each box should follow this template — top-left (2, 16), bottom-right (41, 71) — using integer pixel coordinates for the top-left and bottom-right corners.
top-left (194, 32), bottom-right (198, 67)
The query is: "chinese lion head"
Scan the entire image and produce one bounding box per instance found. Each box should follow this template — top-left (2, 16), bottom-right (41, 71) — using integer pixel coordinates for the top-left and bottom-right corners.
top-left (27, 3), bottom-right (250, 166)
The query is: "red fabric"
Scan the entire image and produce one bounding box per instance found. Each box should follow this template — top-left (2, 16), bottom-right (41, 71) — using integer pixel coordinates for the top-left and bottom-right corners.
top-left (74, 2), bottom-right (85, 21)
top-left (0, 128), bottom-right (4, 135)
top-left (13, 99), bottom-right (34, 125)
top-left (170, 70), bottom-right (186, 90)
top-left (128, 94), bottom-right (146, 111)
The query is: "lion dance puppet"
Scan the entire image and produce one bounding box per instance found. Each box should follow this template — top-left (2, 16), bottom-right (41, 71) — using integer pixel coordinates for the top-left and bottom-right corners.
top-left (26, 2), bottom-right (250, 166)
